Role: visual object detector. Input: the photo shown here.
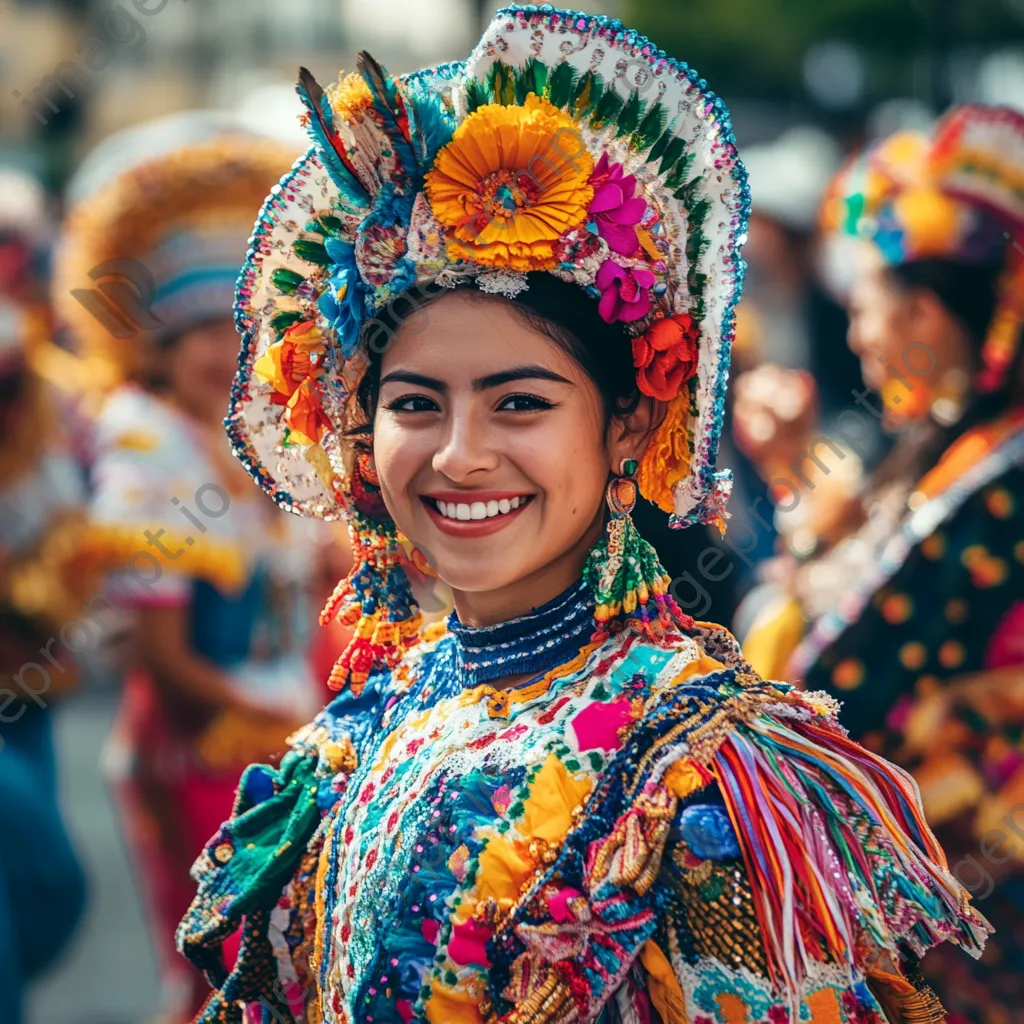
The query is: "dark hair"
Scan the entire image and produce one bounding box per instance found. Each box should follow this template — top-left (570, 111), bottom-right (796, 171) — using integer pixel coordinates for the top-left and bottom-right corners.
top-left (888, 258), bottom-right (1003, 363)
top-left (350, 273), bottom-right (640, 435)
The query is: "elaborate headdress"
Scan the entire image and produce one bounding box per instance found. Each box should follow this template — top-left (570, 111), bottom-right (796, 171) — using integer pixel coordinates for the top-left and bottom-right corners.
top-left (229, 5), bottom-right (749, 689)
top-left (821, 104), bottom-right (1024, 392)
top-left (54, 112), bottom-right (301, 393)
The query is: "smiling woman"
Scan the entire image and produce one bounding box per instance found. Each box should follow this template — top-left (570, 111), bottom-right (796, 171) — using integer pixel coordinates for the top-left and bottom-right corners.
top-left (179, 8), bottom-right (989, 1024)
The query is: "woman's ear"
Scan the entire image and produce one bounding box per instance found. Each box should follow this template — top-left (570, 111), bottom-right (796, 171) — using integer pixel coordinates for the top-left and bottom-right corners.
top-left (606, 396), bottom-right (666, 472)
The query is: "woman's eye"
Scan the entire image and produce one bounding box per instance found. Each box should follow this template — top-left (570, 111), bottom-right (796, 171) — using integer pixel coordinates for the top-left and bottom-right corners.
top-left (496, 393), bottom-right (554, 412)
top-left (385, 394), bottom-right (439, 413)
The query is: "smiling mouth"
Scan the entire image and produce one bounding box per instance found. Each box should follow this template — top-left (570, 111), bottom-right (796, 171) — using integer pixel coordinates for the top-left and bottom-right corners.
top-left (422, 495), bottom-right (534, 521)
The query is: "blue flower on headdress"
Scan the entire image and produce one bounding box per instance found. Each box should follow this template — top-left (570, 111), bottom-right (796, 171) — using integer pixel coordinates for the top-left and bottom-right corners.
top-left (318, 237), bottom-right (369, 359)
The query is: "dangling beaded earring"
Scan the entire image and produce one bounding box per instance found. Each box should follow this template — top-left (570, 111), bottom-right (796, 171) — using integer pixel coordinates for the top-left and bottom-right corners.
top-left (319, 451), bottom-right (422, 695)
top-left (583, 458), bottom-right (693, 641)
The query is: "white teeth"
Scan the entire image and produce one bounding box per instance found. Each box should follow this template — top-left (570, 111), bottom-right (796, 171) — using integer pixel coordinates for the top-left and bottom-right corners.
top-left (432, 496), bottom-right (530, 520)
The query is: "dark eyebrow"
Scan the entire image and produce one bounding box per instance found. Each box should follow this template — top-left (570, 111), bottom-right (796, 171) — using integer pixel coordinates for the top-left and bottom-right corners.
top-left (472, 365), bottom-right (574, 391)
top-left (378, 365), bottom-right (574, 393)
top-left (378, 370), bottom-right (447, 392)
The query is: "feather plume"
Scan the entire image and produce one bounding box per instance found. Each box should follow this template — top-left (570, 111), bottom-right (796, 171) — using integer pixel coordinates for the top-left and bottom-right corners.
top-left (296, 66), bottom-right (370, 204)
top-left (356, 50), bottom-right (417, 184)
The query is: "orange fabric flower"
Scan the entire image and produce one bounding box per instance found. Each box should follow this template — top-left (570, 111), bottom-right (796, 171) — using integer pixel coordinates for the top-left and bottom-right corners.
top-left (285, 378), bottom-right (331, 446)
top-left (252, 319), bottom-right (325, 401)
top-left (424, 94), bottom-right (594, 271)
top-left (632, 314), bottom-right (699, 401)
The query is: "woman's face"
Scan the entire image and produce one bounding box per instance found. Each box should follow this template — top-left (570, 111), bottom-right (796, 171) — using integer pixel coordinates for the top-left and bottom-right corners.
top-left (164, 318), bottom-right (240, 425)
top-left (846, 255), bottom-right (971, 418)
top-left (373, 290), bottom-right (642, 624)
top-left (846, 258), bottom-right (915, 394)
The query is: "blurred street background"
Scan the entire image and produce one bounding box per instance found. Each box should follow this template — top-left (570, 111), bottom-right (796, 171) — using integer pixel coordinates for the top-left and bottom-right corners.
top-left (2, 0), bottom-right (1023, 1022)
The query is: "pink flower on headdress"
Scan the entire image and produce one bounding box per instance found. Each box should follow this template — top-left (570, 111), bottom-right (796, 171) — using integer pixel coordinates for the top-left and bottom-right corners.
top-left (596, 259), bottom-right (655, 323)
top-left (588, 154), bottom-right (647, 256)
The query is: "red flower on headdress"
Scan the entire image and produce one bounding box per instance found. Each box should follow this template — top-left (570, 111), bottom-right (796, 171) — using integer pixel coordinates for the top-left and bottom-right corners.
top-left (631, 314), bottom-right (699, 401)
top-left (588, 154), bottom-right (647, 256)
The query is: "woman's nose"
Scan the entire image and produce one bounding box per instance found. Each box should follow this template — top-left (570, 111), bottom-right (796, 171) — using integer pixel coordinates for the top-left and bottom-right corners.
top-left (431, 410), bottom-right (500, 481)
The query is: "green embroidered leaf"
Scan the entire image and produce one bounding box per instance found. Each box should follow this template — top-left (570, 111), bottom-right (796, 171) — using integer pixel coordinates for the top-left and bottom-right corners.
top-left (291, 237), bottom-right (331, 266)
top-left (646, 128), bottom-right (675, 164)
top-left (571, 70), bottom-right (603, 119)
top-left (515, 57), bottom-right (548, 104)
top-left (590, 87), bottom-right (624, 129)
top-left (270, 310), bottom-right (303, 334)
top-left (318, 214), bottom-right (344, 237)
top-left (658, 137), bottom-right (685, 177)
top-left (615, 89), bottom-right (644, 138)
top-left (464, 77), bottom-right (490, 113)
top-left (490, 60), bottom-right (516, 105)
top-left (665, 154), bottom-right (696, 192)
top-left (688, 196), bottom-right (712, 228)
top-left (632, 102), bottom-right (667, 152)
top-left (271, 268), bottom-right (306, 295)
top-left (547, 61), bottom-right (578, 110)
top-left (588, 751), bottom-right (604, 772)
top-left (673, 175), bottom-right (703, 207)
top-left (564, 759), bottom-right (581, 772)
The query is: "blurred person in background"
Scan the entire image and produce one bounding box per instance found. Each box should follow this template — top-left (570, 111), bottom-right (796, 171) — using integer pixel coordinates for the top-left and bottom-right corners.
top-left (735, 105), bottom-right (1024, 1022)
top-left (726, 127), bottom-right (871, 593)
top-left (53, 115), bottom-right (325, 1023)
top-left (0, 167), bottom-right (87, 1024)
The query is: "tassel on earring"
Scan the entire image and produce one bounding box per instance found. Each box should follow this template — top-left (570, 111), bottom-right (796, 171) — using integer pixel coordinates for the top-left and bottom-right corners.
top-left (319, 452), bottom-right (422, 695)
top-left (584, 458), bottom-right (693, 642)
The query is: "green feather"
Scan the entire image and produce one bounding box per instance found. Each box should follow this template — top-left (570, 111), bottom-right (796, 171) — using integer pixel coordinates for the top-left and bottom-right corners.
top-left (271, 268), bottom-right (306, 295)
top-left (571, 70), bottom-right (602, 119)
top-left (547, 61), bottom-right (578, 109)
top-left (590, 87), bottom-right (624, 129)
top-left (270, 310), bottom-right (303, 334)
top-left (515, 58), bottom-right (548, 104)
top-left (615, 90), bottom-right (644, 138)
top-left (631, 102), bottom-right (667, 152)
top-left (291, 238), bottom-right (332, 266)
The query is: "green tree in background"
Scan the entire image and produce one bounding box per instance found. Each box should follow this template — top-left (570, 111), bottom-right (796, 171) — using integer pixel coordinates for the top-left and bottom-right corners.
top-left (624, 0), bottom-right (1024, 105)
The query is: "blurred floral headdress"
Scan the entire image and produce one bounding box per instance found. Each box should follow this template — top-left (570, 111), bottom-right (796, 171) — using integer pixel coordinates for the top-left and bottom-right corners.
top-left (821, 104), bottom-right (1024, 391)
top-left (230, 4), bottom-right (749, 689)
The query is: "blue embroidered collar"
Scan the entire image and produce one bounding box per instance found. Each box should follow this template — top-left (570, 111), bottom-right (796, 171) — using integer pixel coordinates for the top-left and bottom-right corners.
top-left (447, 580), bottom-right (595, 686)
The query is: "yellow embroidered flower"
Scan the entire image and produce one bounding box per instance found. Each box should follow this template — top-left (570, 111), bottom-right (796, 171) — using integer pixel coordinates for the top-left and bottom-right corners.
top-left (424, 94), bottom-right (594, 271)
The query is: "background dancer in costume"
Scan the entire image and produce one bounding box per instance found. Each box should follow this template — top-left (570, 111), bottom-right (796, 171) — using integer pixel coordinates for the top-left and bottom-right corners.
top-left (736, 106), bottom-right (1024, 1021)
top-left (177, 10), bottom-right (988, 1022)
top-left (53, 114), bottom-right (326, 1024)
top-left (0, 166), bottom-right (88, 1024)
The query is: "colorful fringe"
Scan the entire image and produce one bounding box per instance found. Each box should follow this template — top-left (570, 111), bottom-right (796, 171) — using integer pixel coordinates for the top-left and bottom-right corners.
top-left (583, 511), bottom-right (692, 642)
top-left (320, 511), bottom-right (422, 695)
top-left (711, 708), bottom-right (990, 1012)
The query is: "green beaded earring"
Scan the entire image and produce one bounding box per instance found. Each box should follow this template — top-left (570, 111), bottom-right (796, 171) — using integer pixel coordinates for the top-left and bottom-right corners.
top-left (583, 458), bottom-right (693, 641)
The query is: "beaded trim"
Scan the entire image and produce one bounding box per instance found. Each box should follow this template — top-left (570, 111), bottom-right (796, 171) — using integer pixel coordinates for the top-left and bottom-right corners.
top-left (447, 579), bottom-right (594, 685)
